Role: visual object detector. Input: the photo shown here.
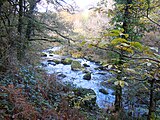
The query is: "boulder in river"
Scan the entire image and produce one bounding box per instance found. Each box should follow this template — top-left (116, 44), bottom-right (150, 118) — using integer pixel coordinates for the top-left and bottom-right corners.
top-left (49, 54), bottom-right (54, 57)
top-left (99, 89), bottom-right (109, 95)
top-left (73, 88), bottom-right (97, 110)
top-left (71, 60), bottom-right (81, 71)
top-left (41, 53), bottom-right (47, 57)
top-left (83, 72), bottom-right (91, 80)
top-left (47, 59), bottom-right (61, 64)
top-left (57, 73), bottom-right (66, 78)
top-left (61, 58), bottom-right (73, 65)
top-left (41, 62), bottom-right (47, 67)
top-left (83, 63), bottom-right (90, 67)
top-left (48, 62), bottom-right (56, 66)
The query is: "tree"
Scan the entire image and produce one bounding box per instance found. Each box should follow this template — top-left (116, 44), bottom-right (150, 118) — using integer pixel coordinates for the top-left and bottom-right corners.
top-left (105, 0), bottom-right (160, 118)
top-left (0, 0), bottom-right (75, 72)
top-left (83, 0), bottom-right (160, 118)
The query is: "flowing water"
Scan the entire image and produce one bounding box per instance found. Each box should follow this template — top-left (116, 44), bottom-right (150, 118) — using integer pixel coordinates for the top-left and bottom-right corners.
top-left (40, 46), bottom-right (115, 108)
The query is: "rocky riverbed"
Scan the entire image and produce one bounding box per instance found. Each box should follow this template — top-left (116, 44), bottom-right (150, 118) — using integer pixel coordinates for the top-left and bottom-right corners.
top-left (40, 46), bottom-right (115, 108)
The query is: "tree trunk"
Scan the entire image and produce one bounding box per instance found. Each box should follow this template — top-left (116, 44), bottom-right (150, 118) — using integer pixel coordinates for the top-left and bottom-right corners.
top-left (26, 0), bottom-right (40, 40)
top-left (114, 62), bottom-right (123, 112)
top-left (18, 0), bottom-right (23, 35)
top-left (0, 1), bottom-right (2, 16)
top-left (122, 0), bottom-right (132, 38)
top-left (17, 0), bottom-right (25, 61)
top-left (26, 1), bottom-right (35, 40)
top-left (148, 79), bottom-right (156, 120)
top-left (115, 85), bottom-right (122, 111)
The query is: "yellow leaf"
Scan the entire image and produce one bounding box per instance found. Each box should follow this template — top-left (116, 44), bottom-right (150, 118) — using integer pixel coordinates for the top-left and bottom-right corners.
top-left (115, 45), bottom-right (134, 54)
top-left (121, 43), bottom-right (130, 47)
top-left (110, 29), bottom-right (121, 34)
top-left (123, 34), bottom-right (129, 38)
top-left (111, 38), bottom-right (128, 45)
top-left (88, 44), bottom-right (93, 48)
top-left (80, 41), bottom-right (86, 46)
top-left (130, 42), bottom-right (143, 51)
top-left (123, 47), bottom-right (134, 54)
top-left (114, 80), bottom-right (128, 87)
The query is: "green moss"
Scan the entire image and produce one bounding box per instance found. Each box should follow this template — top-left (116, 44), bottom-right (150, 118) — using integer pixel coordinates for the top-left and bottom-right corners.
top-left (71, 61), bottom-right (82, 71)
top-left (61, 58), bottom-right (73, 65)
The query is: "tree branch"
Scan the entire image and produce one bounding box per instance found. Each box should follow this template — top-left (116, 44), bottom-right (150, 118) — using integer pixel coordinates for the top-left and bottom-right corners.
top-left (146, 0), bottom-right (160, 27)
top-left (91, 44), bottom-right (160, 63)
top-left (29, 38), bottom-right (63, 43)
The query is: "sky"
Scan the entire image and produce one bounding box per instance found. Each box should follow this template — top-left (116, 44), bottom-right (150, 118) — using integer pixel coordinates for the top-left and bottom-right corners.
top-left (37, 0), bottom-right (99, 12)
top-left (74, 0), bottom-right (99, 10)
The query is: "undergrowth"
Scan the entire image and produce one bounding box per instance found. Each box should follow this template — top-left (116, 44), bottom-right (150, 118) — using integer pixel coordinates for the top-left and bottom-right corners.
top-left (0, 65), bottom-right (87, 120)
top-left (0, 63), bottom-right (149, 120)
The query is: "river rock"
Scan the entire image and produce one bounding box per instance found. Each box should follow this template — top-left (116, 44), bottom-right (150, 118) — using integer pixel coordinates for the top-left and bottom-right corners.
top-left (99, 89), bottom-right (109, 95)
top-left (49, 54), bottom-right (54, 57)
top-left (48, 61), bottom-right (56, 66)
top-left (97, 66), bottom-right (106, 70)
top-left (95, 61), bottom-right (101, 65)
top-left (82, 69), bottom-right (89, 73)
top-left (73, 88), bottom-right (97, 109)
top-left (47, 59), bottom-right (61, 64)
top-left (97, 72), bottom-right (106, 75)
top-left (41, 53), bottom-right (47, 57)
top-left (61, 58), bottom-right (73, 65)
top-left (83, 72), bottom-right (91, 80)
top-left (71, 60), bottom-right (81, 71)
top-left (83, 63), bottom-right (90, 67)
top-left (57, 73), bottom-right (66, 78)
top-left (41, 62), bottom-right (47, 67)
top-left (48, 50), bottom-right (54, 54)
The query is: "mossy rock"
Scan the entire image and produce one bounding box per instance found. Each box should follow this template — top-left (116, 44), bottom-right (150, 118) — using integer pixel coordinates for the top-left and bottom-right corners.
top-left (83, 72), bottom-right (91, 80)
top-left (47, 59), bottom-right (61, 64)
top-left (73, 88), bottom-right (97, 110)
top-left (41, 53), bottom-right (47, 57)
top-left (61, 58), bottom-right (73, 65)
top-left (71, 61), bottom-right (81, 71)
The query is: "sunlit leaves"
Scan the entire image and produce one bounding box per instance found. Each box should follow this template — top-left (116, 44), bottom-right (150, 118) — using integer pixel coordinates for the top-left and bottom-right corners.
top-left (123, 34), bottom-right (129, 38)
top-left (88, 44), bottom-right (93, 48)
top-left (114, 80), bottom-right (128, 87)
top-left (80, 41), bottom-right (86, 46)
top-left (109, 29), bottom-right (143, 54)
top-left (130, 42), bottom-right (143, 51)
top-left (111, 29), bottom-right (122, 34)
top-left (115, 45), bottom-right (134, 54)
top-left (111, 38), bottom-right (128, 45)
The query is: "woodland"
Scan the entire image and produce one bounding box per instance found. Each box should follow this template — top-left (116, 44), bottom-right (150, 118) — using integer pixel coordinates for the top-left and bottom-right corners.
top-left (0, 0), bottom-right (160, 120)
